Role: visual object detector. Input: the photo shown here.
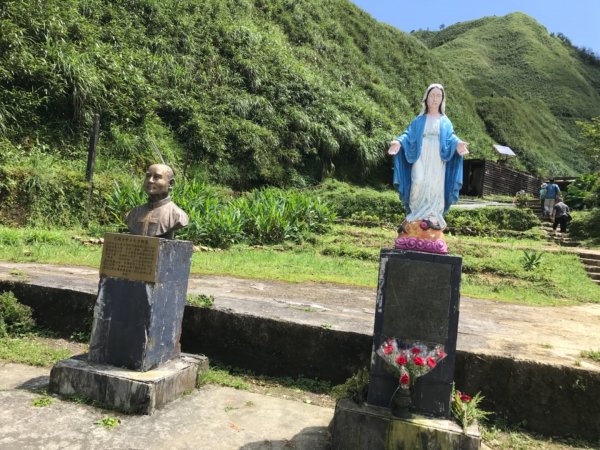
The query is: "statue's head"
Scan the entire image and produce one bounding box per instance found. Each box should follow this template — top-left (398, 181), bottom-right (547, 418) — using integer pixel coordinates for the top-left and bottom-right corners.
top-left (144, 164), bottom-right (174, 201)
top-left (420, 83), bottom-right (446, 115)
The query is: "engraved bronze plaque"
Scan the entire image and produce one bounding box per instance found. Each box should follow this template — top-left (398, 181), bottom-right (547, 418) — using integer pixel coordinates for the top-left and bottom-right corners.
top-left (100, 233), bottom-right (160, 283)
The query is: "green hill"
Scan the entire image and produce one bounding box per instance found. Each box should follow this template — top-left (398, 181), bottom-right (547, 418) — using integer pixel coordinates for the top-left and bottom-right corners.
top-left (414, 12), bottom-right (600, 176)
top-left (0, 0), bottom-right (494, 192)
top-left (1, 1), bottom-right (599, 200)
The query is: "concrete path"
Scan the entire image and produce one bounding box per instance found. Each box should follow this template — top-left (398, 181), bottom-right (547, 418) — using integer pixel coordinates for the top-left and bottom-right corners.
top-left (0, 363), bottom-right (332, 450)
top-left (1, 261), bottom-right (599, 372)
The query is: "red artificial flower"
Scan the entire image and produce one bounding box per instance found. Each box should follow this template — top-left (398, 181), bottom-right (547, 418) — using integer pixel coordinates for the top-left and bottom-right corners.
top-left (459, 392), bottom-right (472, 402)
top-left (400, 373), bottom-right (410, 385)
top-left (411, 347), bottom-right (421, 355)
top-left (426, 357), bottom-right (437, 368)
top-left (396, 355), bottom-right (407, 365)
top-left (413, 356), bottom-right (424, 366)
top-left (383, 343), bottom-right (393, 355)
top-left (437, 348), bottom-right (447, 359)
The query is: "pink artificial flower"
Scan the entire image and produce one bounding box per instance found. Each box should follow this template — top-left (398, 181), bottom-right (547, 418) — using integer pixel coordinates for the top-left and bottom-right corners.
top-left (383, 343), bottom-right (393, 355)
top-left (437, 348), bottom-right (447, 359)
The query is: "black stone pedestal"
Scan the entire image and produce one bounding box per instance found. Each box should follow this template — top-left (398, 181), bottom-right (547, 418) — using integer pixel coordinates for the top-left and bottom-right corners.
top-left (331, 249), bottom-right (468, 449)
top-left (88, 238), bottom-right (193, 371)
top-left (367, 249), bottom-right (462, 418)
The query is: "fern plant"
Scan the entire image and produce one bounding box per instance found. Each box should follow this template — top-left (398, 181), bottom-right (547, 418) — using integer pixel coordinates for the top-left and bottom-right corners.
top-left (451, 388), bottom-right (491, 433)
top-left (520, 250), bottom-right (544, 271)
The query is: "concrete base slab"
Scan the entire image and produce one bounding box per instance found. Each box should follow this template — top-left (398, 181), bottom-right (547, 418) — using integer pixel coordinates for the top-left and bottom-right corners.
top-left (2, 362), bottom-right (333, 449)
top-left (331, 399), bottom-right (481, 450)
top-left (48, 353), bottom-right (207, 415)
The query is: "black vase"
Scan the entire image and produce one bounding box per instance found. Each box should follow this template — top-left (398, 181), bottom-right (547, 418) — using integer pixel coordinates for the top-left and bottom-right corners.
top-left (390, 387), bottom-right (412, 418)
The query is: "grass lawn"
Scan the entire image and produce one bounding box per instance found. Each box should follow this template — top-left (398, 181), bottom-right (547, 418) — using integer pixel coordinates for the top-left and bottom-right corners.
top-left (0, 224), bottom-right (599, 306)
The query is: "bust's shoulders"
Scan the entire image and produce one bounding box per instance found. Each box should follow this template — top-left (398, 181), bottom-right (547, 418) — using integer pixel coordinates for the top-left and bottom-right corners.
top-left (125, 203), bottom-right (148, 219)
top-left (163, 200), bottom-right (189, 224)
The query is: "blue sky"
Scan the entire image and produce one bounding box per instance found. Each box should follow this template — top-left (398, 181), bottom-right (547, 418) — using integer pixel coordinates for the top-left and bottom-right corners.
top-left (349, 0), bottom-right (600, 55)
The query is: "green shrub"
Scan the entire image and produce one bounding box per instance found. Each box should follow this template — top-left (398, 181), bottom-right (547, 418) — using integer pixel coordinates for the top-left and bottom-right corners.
top-left (446, 207), bottom-right (539, 234)
top-left (521, 250), bottom-right (544, 271)
top-left (105, 180), bottom-right (335, 247)
top-left (565, 173), bottom-right (599, 210)
top-left (331, 367), bottom-right (369, 404)
top-left (514, 191), bottom-right (532, 208)
top-left (187, 294), bottom-right (215, 308)
top-left (236, 188), bottom-right (335, 244)
top-left (0, 291), bottom-right (35, 337)
top-left (0, 149), bottom-right (131, 228)
top-left (568, 208), bottom-right (600, 241)
top-left (313, 180), bottom-right (404, 227)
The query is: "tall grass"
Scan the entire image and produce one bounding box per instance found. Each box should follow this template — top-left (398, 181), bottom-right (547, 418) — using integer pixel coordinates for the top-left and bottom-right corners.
top-left (104, 180), bottom-right (336, 247)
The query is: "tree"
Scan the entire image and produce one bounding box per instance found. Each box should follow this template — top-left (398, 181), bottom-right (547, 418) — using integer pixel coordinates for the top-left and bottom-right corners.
top-left (576, 117), bottom-right (600, 170)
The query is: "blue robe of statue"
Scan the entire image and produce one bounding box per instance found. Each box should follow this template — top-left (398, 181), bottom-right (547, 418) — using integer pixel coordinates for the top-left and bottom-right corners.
top-left (393, 114), bottom-right (464, 216)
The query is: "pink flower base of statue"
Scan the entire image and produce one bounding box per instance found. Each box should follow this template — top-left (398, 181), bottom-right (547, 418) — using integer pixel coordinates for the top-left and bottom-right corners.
top-left (394, 220), bottom-right (448, 255)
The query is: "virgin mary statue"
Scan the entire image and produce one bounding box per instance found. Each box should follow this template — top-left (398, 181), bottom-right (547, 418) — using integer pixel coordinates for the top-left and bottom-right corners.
top-left (387, 83), bottom-right (469, 254)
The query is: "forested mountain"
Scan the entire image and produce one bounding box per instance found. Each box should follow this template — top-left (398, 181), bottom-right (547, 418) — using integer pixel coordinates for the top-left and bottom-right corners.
top-left (1, 1), bottom-right (599, 189)
top-left (414, 13), bottom-right (600, 175)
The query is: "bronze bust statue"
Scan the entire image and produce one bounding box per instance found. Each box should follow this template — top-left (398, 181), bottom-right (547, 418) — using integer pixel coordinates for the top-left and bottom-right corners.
top-left (125, 164), bottom-right (189, 239)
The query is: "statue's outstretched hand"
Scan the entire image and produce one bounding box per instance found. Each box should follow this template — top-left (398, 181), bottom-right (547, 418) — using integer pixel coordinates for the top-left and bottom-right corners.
top-left (387, 140), bottom-right (401, 155)
top-left (457, 141), bottom-right (469, 156)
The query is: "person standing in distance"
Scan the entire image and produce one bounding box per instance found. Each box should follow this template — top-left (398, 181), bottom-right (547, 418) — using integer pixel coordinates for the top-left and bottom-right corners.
top-left (544, 179), bottom-right (561, 219)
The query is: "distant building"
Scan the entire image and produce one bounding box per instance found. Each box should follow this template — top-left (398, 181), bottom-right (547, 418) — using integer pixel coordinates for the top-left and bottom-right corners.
top-left (461, 144), bottom-right (576, 197)
top-left (461, 159), bottom-right (541, 197)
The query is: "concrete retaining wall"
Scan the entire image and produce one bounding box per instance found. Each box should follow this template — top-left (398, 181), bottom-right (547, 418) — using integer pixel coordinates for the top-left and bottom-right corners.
top-left (1, 280), bottom-right (598, 440)
top-left (181, 307), bottom-right (371, 383)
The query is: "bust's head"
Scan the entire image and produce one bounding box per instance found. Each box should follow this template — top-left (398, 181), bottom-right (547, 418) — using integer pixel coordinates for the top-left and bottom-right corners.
top-left (144, 164), bottom-right (174, 201)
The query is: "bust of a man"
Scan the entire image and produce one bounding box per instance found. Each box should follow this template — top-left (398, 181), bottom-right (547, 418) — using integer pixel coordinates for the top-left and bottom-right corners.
top-left (125, 164), bottom-right (189, 239)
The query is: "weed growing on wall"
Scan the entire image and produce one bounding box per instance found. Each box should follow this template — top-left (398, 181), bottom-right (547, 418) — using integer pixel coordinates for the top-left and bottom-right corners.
top-left (0, 291), bottom-right (35, 338)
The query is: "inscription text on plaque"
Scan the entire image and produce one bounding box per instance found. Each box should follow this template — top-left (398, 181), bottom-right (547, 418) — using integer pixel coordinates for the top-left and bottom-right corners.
top-left (100, 233), bottom-right (160, 283)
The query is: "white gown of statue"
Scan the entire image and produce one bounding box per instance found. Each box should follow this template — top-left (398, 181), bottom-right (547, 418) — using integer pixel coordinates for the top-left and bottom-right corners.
top-left (405, 116), bottom-right (446, 228)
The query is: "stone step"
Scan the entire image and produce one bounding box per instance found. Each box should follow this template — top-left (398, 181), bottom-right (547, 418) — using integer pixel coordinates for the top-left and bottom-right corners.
top-left (588, 273), bottom-right (600, 281)
top-left (580, 258), bottom-right (600, 267)
top-left (546, 234), bottom-right (573, 240)
top-left (579, 252), bottom-right (600, 261)
top-left (584, 265), bottom-right (600, 274)
top-left (561, 241), bottom-right (580, 247)
top-left (547, 240), bottom-right (580, 247)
